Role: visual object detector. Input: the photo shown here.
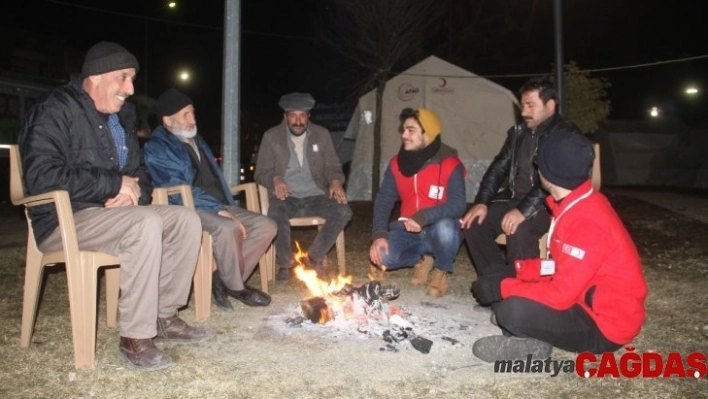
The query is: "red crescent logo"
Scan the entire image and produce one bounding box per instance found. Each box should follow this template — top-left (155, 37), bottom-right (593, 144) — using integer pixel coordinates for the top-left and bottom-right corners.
top-left (440, 78), bottom-right (447, 87)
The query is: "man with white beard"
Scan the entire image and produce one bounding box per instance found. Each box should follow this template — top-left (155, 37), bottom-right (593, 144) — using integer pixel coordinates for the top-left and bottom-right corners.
top-left (144, 89), bottom-right (276, 311)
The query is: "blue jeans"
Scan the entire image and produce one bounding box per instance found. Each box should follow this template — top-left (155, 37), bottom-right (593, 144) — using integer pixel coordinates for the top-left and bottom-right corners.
top-left (376, 218), bottom-right (462, 272)
top-left (268, 194), bottom-right (352, 268)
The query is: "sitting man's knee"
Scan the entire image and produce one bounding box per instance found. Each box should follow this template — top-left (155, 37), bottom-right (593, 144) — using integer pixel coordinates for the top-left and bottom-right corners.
top-left (430, 218), bottom-right (460, 243)
top-left (495, 297), bottom-right (531, 329)
top-left (339, 203), bottom-right (353, 221)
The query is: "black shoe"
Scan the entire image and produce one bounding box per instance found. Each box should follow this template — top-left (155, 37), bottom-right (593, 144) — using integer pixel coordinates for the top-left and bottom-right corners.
top-left (225, 285), bottom-right (271, 307)
top-left (277, 267), bottom-right (294, 281)
top-left (472, 335), bottom-right (552, 363)
top-left (212, 272), bottom-right (234, 312)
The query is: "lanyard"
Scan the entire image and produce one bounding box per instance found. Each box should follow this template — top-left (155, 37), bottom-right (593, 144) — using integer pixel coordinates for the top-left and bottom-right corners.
top-left (547, 187), bottom-right (594, 252)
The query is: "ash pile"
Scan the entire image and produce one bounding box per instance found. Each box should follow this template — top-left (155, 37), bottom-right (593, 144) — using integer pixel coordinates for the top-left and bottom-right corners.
top-left (283, 281), bottom-right (458, 354)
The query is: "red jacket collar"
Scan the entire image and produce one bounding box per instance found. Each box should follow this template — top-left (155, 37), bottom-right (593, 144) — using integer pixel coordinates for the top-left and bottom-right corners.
top-left (545, 179), bottom-right (593, 216)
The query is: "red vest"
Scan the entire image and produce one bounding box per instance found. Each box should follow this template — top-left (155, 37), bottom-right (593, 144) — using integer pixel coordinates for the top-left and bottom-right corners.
top-left (391, 156), bottom-right (463, 218)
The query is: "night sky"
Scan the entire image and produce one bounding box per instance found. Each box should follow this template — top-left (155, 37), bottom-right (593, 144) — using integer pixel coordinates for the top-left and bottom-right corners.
top-left (2, 0), bottom-right (707, 144)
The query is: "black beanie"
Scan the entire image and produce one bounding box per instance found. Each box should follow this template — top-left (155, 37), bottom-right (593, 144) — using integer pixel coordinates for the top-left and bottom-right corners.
top-left (81, 41), bottom-right (139, 77)
top-left (538, 133), bottom-right (595, 190)
top-left (157, 88), bottom-right (193, 117)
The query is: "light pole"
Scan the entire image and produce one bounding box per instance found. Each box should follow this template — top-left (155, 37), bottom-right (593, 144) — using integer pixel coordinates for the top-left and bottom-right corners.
top-left (553, 0), bottom-right (564, 115)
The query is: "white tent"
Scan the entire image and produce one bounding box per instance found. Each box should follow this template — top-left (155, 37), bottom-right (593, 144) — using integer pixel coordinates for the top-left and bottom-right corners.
top-left (344, 56), bottom-right (518, 201)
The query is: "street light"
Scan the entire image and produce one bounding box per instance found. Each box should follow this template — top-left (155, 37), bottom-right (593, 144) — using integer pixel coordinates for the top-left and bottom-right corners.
top-left (649, 106), bottom-right (660, 118)
top-left (177, 70), bottom-right (191, 84)
top-left (168, 1), bottom-right (177, 8)
top-left (685, 87), bottom-right (699, 95)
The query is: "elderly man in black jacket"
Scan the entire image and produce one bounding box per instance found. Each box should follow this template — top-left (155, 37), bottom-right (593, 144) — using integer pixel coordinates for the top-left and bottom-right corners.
top-left (18, 41), bottom-right (213, 371)
top-left (462, 77), bottom-right (582, 280)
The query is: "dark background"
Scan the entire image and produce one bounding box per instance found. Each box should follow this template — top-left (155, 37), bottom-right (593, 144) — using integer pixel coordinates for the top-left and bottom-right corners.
top-left (2, 0), bottom-right (707, 146)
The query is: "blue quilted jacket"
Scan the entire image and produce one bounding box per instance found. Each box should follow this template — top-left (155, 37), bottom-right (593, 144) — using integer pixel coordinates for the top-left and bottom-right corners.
top-left (143, 126), bottom-right (234, 211)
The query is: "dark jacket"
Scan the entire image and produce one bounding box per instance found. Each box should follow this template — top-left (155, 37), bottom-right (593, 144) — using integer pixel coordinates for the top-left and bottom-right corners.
top-left (143, 126), bottom-right (234, 211)
top-left (254, 121), bottom-right (345, 192)
top-left (18, 75), bottom-right (152, 244)
top-left (473, 114), bottom-right (579, 219)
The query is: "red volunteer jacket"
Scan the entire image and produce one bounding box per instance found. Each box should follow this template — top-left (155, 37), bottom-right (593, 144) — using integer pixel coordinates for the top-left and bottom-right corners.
top-left (501, 180), bottom-right (647, 345)
top-left (391, 155), bottom-right (462, 218)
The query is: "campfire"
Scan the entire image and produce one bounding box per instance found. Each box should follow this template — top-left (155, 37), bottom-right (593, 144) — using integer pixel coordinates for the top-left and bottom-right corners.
top-left (285, 243), bottom-right (434, 354)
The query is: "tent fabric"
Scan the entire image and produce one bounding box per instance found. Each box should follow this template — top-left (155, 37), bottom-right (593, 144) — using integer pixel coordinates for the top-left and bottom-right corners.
top-left (345, 56), bottom-right (518, 201)
top-left (594, 119), bottom-right (708, 189)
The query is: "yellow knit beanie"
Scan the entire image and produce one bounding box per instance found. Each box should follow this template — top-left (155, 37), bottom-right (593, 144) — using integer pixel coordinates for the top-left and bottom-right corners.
top-left (416, 108), bottom-right (442, 142)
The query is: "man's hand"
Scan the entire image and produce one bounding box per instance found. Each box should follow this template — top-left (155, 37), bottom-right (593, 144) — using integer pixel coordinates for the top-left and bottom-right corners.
top-left (403, 218), bottom-right (422, 233)
top-left (105, 176), bottom-right (139, 208)
top-left (501, 208), bottom-right (526, 235)
top-left (369, 238), bottom-right (389, 266)
top-left (471, 274), bottom-right (505, 305)
top-left (273, 177), bottom-right (291, 200)
top-left (461, 204), bottom-right (488, 229)
top-left (329, 179), bottom-right (347, 204)
top-left (218, 210), bottom-right (247, 238)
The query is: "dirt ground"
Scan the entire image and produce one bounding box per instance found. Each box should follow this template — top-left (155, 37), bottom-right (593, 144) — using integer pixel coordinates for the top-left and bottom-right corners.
top-left (0, 191), bottom-right (707, 398)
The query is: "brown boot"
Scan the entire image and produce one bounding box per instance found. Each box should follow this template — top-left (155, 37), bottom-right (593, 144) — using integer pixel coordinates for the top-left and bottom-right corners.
top-left (426, 268), bottom-right (448, 297)
top-left (411, 255), bottom-right (434, 286)
top-left (155, 314), bottom-right (215, 343)
top-left (119, 337), bottom-right (173, 371)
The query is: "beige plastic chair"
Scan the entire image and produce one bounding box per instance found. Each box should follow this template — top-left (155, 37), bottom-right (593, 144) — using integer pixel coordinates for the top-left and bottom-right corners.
top-left (230, 183), bottom-right (274, 289)
top-left (257, 185), bottom-right (346, 276)
top-left (155, 183), bottom-right (274, 302)
top-left (9, 144), bottom-right (120, 369)
top-left (151, 185), bottom-right (215, 321)
top-left (493, 143), bottom-right (602, 258)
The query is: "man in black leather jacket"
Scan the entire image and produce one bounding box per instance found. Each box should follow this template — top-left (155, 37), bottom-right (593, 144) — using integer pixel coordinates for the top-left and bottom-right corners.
top-left (462, 77), bottom-right (581, 279)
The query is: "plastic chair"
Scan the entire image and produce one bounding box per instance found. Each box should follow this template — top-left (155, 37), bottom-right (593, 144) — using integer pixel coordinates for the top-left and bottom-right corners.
top-left (257, 185), bottom-right (346, 276)
top-left (151, 185), bottom-right (215, 321)
top-left (9, 144), bottom-right (120, 369)
top-left (229, 183), bottom-right (274, 289)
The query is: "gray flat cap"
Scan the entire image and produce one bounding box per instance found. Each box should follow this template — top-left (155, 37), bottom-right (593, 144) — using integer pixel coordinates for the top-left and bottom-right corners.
top-left (279, 92), bottom-right (315, 111)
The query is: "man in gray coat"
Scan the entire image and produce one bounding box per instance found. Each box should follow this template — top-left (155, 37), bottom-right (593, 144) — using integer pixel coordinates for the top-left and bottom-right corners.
top-left (255, 93), bottom-right (352, 281)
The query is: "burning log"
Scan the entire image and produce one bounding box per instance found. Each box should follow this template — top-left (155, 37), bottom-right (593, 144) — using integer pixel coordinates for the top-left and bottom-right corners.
top-left (300, 297), bottom-right (333, 324)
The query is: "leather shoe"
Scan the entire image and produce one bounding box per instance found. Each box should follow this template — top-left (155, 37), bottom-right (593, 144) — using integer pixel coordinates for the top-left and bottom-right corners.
top-left (155, 314), bottom-right (215, 343)
top-left (225, 285), bottom-right (271, 307)
top-left (303, 256), bottom-right (328, 279)
top-left (276, 267), bottom-right (294, 281)
top-left (119, 337), bottom-right (173, 371)
top-left (212, 272), bottom-right (234, 312)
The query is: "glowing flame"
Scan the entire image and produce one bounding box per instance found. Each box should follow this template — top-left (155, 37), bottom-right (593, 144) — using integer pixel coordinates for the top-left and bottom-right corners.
top-left (293, 242), bottom-right (352, 300)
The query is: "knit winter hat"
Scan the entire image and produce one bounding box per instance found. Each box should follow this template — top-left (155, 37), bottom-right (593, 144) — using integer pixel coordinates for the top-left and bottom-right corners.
top-left (416, 108), bottom-right (442, 142)
top-left (81, 41), bottom-right (139, 77)
top-left (538, 132), bottom-right (595, 190)
top-left (279, 92), bottom-right (315, 112)
top-left (157, 88), bottom-right (193, 117)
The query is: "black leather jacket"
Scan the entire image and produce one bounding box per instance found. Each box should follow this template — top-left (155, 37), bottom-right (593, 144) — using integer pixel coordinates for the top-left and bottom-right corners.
top-left (473, 113), bottom-right (579, 219)
top-left (18, 74), bottom-right (152, 243)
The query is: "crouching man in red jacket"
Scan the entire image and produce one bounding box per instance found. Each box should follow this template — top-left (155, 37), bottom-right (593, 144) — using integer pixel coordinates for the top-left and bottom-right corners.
top-left (471, 132), bottom-right (647, 362)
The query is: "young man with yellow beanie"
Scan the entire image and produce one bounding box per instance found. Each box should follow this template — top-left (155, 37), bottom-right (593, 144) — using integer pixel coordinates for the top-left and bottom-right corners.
top-left (369, 108), bottom-right (466, 296)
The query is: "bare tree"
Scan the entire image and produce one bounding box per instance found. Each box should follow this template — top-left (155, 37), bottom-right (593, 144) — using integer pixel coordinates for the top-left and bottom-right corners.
top-left (316, 0), bottom-right (449, 199)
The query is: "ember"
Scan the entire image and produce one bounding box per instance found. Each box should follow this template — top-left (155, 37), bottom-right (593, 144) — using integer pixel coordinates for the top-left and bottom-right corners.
top-left (289, 244), bottom-right (436, 354)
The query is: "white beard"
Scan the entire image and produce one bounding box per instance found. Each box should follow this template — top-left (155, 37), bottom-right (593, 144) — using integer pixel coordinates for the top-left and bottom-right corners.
top-left (173, 125), bottom-right (198, 140)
